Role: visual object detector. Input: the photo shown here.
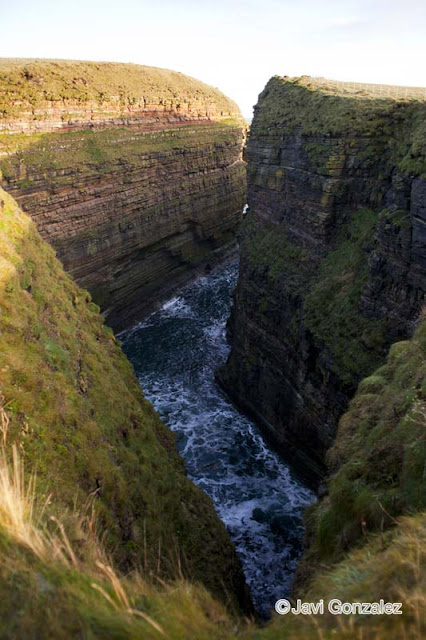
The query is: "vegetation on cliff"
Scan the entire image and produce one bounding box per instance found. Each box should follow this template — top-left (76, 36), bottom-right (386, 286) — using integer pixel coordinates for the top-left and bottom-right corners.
top-left (0, 439), bottom-right (242, 640)
top-left (254, 75), bottom-right (426, 178)
top-left (0, 186), bottom-right (251, 617)
top-left (0, 120), bottom-right (244, 186)
top-left (0, 59), bottom-right (242, 122)
top-left (0, 184), bottom-right (424, 637)
top-left (298, 310), bottom-right (426, 567)
top-left (245, 76), bottom-right (426, 389)
top-left (259, 513), bottom-right (426, 639)
top-left (242, 205), bottom-right (394, 386)
top-left (303, 208), bottom-right (392, 384)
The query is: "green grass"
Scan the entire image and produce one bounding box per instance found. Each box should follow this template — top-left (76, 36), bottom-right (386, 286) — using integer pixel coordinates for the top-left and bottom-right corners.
top-left (242, 208), bottom-right (391, 387)
top-left (1, 491), bottom-right (424, 639)
top-left (0, 122), bottom-right (244, 184)
top-left (300, 315), bottom-right (426, 570)
top-left (303, 208), bottom-right (390, 385)
top-left (0, 187), bottom-right (250, 614)
top-left (253, 76), bottom-right (426, 178)
top-left (0, 518), bottom-right (241, 640)
top-left (0, 59), bottom-right (241, 120)
top-left (243, 214), bottom-right (311, 288)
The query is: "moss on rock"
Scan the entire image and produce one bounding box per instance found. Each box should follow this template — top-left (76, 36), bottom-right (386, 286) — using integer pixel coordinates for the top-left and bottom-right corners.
top-left (0, 187), bottom-right (251, 614)
top-left (299, 314), bottom-right (426, 576)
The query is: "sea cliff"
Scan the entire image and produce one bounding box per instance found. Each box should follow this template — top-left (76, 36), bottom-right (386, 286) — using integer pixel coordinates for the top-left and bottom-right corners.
top-left (219, 76), bottom-right (426, 482)
top-left (0, 60), bottom-right (246, 328)
top-left (1, 185), bottom-right (424, 637)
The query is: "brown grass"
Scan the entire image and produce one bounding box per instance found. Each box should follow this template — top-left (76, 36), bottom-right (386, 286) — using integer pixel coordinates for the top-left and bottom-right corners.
top-left (0, 400), bottom-right (168, 637)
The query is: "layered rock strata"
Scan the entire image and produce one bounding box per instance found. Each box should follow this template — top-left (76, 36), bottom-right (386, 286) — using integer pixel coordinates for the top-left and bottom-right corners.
top-left (0, 60), bottom-right (246, 328)
top-left (219, 76), bottom-right (426, 483)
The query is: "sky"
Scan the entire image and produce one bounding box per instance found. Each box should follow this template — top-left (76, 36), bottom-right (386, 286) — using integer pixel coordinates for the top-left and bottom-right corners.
top-left (1, 0), bottom-right (425, 119)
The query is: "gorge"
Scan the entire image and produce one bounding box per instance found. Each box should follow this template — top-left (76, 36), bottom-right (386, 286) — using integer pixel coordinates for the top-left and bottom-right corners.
top-left (0, 62), bottom-right (425, 639)
top-left (119, 257), bottom-right (314, 617)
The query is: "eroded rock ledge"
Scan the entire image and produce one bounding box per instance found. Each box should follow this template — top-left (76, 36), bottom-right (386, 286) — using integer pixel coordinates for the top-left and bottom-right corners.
top-left (219, 76), bottom-right (426, 484)
top-left (0, 60), bottom-right (246, 328)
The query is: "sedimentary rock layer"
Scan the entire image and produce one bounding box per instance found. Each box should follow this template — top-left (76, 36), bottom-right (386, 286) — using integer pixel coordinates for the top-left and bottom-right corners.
top-left (219, 76), bottom-right (426, 483)
top-left (0, 60), bottom-right (246, 328)
top-left (0, 59), bottom-right (242, 131)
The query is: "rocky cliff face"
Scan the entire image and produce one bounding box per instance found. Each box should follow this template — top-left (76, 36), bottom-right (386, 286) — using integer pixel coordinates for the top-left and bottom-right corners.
top-left (219, 76), bottom-right (426, 483)
top-left (0, 60), bottom-right (246, 329)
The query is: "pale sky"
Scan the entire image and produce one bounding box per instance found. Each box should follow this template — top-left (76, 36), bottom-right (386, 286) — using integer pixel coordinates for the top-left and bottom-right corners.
top-left (1, 0), bottom-right (425, 119)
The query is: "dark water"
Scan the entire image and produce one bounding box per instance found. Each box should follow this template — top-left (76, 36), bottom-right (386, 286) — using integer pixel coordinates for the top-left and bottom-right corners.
top-left (120, 259), bottom-right (314, 617)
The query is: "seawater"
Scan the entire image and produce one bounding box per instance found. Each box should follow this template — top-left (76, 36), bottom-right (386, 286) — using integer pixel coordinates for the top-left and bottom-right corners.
top-left (120, 258), bottom-right (315, 617)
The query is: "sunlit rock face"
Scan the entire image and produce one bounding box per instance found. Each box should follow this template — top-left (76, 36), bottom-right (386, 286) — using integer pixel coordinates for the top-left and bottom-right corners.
top-left (0, 59), bottom-right (246, 329)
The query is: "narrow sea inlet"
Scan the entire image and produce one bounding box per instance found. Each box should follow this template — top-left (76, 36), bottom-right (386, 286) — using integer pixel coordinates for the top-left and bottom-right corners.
top-left (120, 258), bottom-right (314, 617)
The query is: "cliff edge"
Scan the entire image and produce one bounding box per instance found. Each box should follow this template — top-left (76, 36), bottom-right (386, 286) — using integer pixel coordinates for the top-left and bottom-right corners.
top-left (0, 59), bottom-right (246, 329)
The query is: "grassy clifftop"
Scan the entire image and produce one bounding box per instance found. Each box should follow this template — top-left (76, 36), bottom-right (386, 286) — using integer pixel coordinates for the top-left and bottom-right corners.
top-left (253, 75), bottom-right (426, 176)
top-left (0, 59), bottom-right (246, 157)
top-left (0, 186), bottom-right (251, 615)
top-left (0, 59), bottom-right (242, 122)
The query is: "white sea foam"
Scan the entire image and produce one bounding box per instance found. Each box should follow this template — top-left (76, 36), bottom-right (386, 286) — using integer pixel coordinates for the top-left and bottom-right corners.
top-left (122, 258), bottom-right (315, 617)
top-left (160, 295), bottom-right (194, 318)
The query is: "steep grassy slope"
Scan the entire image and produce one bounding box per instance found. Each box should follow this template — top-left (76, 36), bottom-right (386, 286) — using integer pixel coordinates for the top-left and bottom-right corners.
top-left (261, 314), bottom-right (426, 638)
top-left (250, 514), bottom-right (426, 639)
top-left (0, 59), bottom-right (246, 329)
top-left (296, 314), bottom-right (426, 580)
top-left (220, 75), bottom-right (426, 481)
top-left (0, 187), bottom-right (251, 614)
top-left (0, 453), bottom-right (243, 640)
top-left (247, 309), bottom-right (426, 637)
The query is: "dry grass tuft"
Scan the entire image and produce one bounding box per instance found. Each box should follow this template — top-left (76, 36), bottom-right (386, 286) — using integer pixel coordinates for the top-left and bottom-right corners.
top-left (0, 394), bottom-right (9, 445)
top-left (92, 562), bottom-right (168, 637)
top-left (0, 439), bottom-right (84, 566)
top-left (0, 442), bottom-right (50, 559)
top-left (0, 399), bottom-right (168, 637)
